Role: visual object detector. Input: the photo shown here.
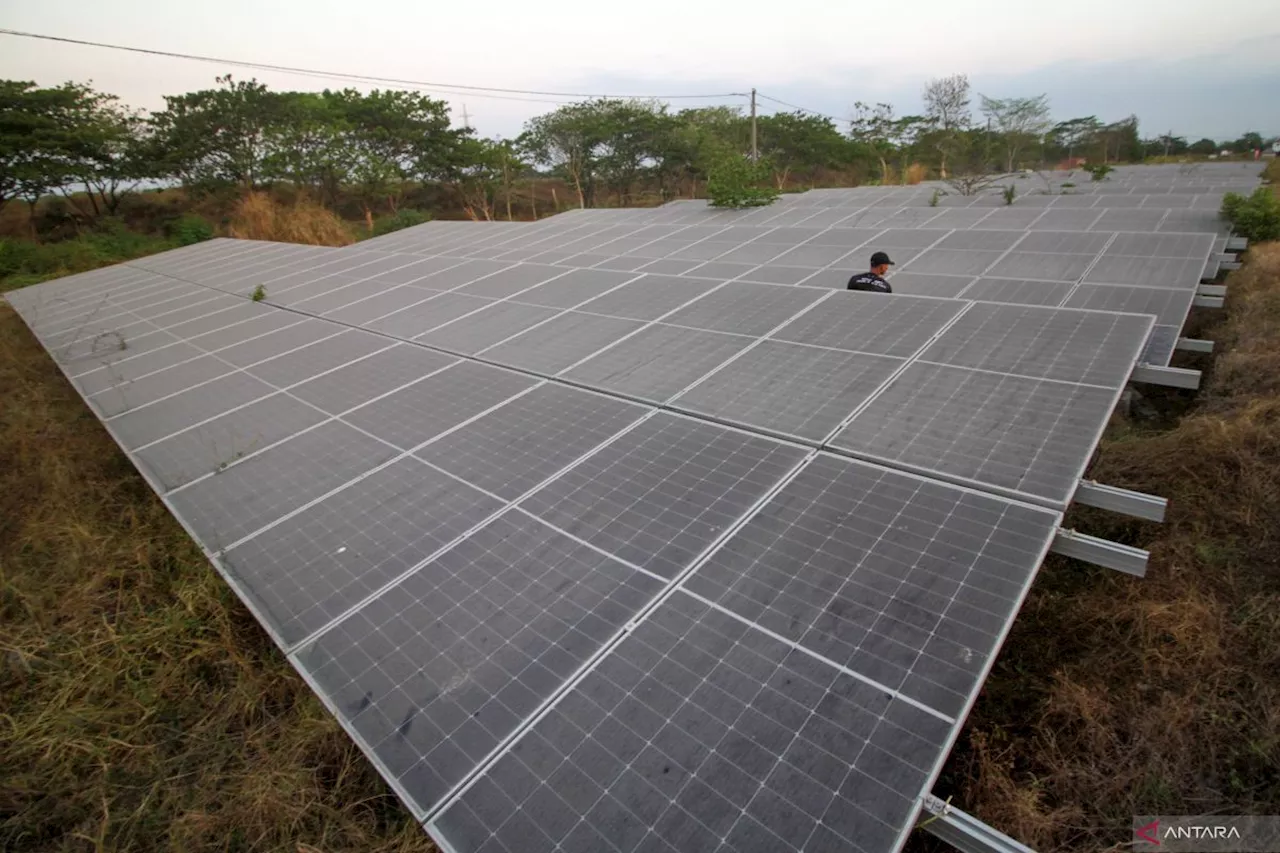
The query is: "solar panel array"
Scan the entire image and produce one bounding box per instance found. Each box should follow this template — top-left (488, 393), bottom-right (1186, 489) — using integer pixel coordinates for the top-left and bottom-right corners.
top-left (5, 160), bottom-right (1260, 853)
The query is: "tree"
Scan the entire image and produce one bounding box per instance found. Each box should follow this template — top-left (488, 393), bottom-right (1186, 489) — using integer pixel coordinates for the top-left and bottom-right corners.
top-left (149, 75), bottom-right (284, 190)
top-left (523, 100), bottom-right (616, 208)
top-left (922, 74), bottom-right (971, 177)
top-left (1096, 115), bottom-right (1143, 163)
top-left (1190, 138), bottom-right (1218, 155)
top-left (979, 93), bottom-right (1053, 172)
top-left (1048, 116), bottom-right (1102, 161)
top-left (756, 111), bottom-right (854, 188)
top-left (1231, 131), bottom-right (1264, 153)
top-left (848, 102), bottom-right (897, 182)
top-left (60, 89), bottom-right (153, 216)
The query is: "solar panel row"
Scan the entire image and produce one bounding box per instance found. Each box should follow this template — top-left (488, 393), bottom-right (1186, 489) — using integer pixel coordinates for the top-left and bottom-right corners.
top-left (5, 161), bottom-right (1254, 853)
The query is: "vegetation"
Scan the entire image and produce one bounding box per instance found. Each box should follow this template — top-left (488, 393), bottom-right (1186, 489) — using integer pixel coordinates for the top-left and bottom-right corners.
top-left (1221, 187), bottom-right (1280, 243)
top-left (1087, 163), bottom-right (1116, 181)
top-left (226, 192), bottom-right (354, 247)
top-left (706, 153), bottom-right (780, 208)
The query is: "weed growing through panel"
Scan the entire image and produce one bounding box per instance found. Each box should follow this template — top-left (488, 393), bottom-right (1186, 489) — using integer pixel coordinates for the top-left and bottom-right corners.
top-left (929, 189), bottom-right (943, 207)
top-left (1087, 163), bottom-right (1115, 181)
top-left (251, 285), bottom-right (266, 302)
top-left (1003, 185), bottom-right (1017, 205)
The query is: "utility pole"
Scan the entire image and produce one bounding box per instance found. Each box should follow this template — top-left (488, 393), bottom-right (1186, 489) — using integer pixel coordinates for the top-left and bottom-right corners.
top-left (750, 88), bottom-right (758, 161)
top-left (461, 104), bottom-right (471, 130)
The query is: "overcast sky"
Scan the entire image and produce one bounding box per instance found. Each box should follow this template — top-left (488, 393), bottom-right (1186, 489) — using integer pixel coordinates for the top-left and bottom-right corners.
top-left (2, 0), bottom-right (1278, 142)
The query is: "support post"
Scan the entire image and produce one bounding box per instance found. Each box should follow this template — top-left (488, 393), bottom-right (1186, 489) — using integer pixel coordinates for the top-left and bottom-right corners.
top-left (1193, 295), bottom-right (1224, 309)
top-left (1051, 529), bottom-right (1149, 576)
top-left (1073, 480), bottom-right (1167, 522)
top-left (1198, 284), bottom-right (1227, 297)
top-left (1220, 261), bottom-right (1242, 271)
top-left (750, 89), bottom-right (758, 161)
top-left (918, 795), bottom-right (1037, 853)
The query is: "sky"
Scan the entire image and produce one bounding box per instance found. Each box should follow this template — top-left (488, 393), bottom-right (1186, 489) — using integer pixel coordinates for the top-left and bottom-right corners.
top-left (2, 0), bottom-right (1279, 142)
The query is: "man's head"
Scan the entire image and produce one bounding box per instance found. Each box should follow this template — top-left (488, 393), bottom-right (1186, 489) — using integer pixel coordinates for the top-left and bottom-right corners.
top-left (869, 250), bottom-right (894, 276)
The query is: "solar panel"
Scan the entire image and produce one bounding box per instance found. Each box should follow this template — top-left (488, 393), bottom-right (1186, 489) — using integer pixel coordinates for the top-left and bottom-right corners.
top-left (430, 453), bottom-right (1060, 853)
top-left (7, 159), bottom-right (1250, 853)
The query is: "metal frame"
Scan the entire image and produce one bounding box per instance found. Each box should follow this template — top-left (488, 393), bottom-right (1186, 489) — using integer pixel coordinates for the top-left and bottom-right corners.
top-left (1175, 337), bottom-right (1214, 353)
top-left (1193, 294), bottom-right (1224, 309)
top-left (1220, 261), bottom-right (1242, 271)
top-left (918, 794), bottom-right (1037, 853)
top-left (1051, 528), bottom-right (1149, 576)
top-left (1198, 284), bottom-right (1227, 297)
top-left (1226, 236), bottom-right (1248, 251)
top-left (1131, 363), bottom-right (1202, 389)
top-left (1073, 480), bottom-right (1166, 522)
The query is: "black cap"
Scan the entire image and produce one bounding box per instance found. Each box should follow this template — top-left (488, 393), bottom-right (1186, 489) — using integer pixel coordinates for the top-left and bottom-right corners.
top-left (870, 251), bottom-right (894, 267)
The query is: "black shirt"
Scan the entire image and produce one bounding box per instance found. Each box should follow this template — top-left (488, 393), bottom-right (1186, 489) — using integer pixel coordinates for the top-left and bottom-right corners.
top-left (847, 272), bottom-right (892, 293)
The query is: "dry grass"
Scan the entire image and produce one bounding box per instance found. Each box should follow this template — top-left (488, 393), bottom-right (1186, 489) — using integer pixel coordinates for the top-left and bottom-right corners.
top-left (228, 193), bottom-right (356, 247)
top-left (915, 241), bottom-right (1280, 851)
top-left (904, 163), bottom-right (929, 185)
top-left (0, 306), bottom-right (432, 852)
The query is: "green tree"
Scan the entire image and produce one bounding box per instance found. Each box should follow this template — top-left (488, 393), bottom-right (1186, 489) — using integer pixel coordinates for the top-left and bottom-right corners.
top-left (524, 100), bottom-right (616, 208)
top-left (979, 93), bottom-right (1053, 171)
top-left (756, 111), bottom-right (855, 188)
top-left (1048, 116), bottom-right (1102, 161)
top-left (848, 101), bottom-right (897, 182)
top-left (148, 75), bottom-right (284, 190)
top-left (1190, 138), bottom-right (1218, 155)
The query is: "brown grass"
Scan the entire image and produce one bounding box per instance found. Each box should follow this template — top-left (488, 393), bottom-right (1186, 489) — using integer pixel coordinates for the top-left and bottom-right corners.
top-left (0, 305), bottom-right (432, 851)
top-left (904, 163), bottom-right (929, 185)
top-left (228, 193), bottom-right (356, 247)
top-left (914, 241), bottom-right (1280, 851)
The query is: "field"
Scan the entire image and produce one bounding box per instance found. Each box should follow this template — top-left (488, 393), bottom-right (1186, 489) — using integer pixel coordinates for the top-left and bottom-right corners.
top-left (3, 172), bottom-right (1280, 852)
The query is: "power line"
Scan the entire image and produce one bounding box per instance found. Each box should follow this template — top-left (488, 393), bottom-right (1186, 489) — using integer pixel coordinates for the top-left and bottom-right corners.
top-left (755, 92), bottom-right (844, 123)
top-left (0, 29), bottom-right (747, 103)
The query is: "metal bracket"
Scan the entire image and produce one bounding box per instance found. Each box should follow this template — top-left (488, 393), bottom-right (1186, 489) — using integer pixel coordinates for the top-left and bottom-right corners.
top-left (1051, 528), bottom-right (1149, 576)
top-left (1220, 261), bottom-right (1242, 271)
top-left (1193, 294), bottom-right (1224, 309)
top-left (1175, 337), bottom-right (1214, 353)
top-left (1074, 480), bottom-right (1167, 522)
top-left (1131, 363), bottom-right (1201, 389)
top-left (918, 795), bottom-right (1037, 853)
top-left (1198, 284), bottom-right (1227, 297)
top-left (1212, 253), bottom-right (1238, 263)
top-left (1226, 236), bottom-right (1248, 251)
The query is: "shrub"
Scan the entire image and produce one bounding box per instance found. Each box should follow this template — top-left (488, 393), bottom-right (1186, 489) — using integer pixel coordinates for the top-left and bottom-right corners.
top-left (1086, 163), bottom-right (1115, 182)
top-left (929, 189), bottom-right (943, 207)
top-left (166, 214), bottom-right (216, 246)
top-left (371, 209), bottom-right (430, 238)
top-left (1003, 185), bottom-right (1017, 205)
top-left (228, 193), bottom-right (355, 246)
top-left (904, 163), bottom-right (928, 185)
top-left (1220, 188), bottom-right (1280, 243)
top-left (707, 155), bottom-right (780, 209)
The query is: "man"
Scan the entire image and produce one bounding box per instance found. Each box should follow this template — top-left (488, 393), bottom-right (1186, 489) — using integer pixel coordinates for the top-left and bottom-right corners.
top-left (847, 251), bottom-right (894, 293)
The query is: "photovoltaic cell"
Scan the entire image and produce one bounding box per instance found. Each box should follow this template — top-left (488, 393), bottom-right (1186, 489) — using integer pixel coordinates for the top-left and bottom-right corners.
top-left (520, 413), bottom-right (807, 579)
top-left (669, 342), bottom-right (902, 441)
top-left (830, 362), bottom-right (1118, 506)
top-left (417, 302), bottom-right (563, 355)
top-left (1063, 285), bottom-right (1194, 326)
top-left (289, 344), bottom-right (460, 415)
top-left (431, 591), bottom-right (955, 853)
top-left (958, 278), bottom-right (1075, 307)
top-left (343, 360), bottom-right (539, 452)
top-left (167, 420), bottom-right (400, 550)
top-left (661, 282), bottom-right (826, 337)
top-left (135, 391), bottom-right (329, 491)
top-left (416, 384), bottom-right (648, 500)
top-left (563, 324), bottom-right (753, 403)
top-left (108, 371), bottom-right (276, 449)
top-left (684, 454), bottom-right (1059, 718)
top-left (919, 302), bottom-right (1153, 388)
top-left (293, 510), bottom-right (666, 816)
top-left (223, 456), bottom-right (503, 646)
top-left (481, 311), bottom-right (646, 376)
top-left (770, 291), bottom-right (964, 358)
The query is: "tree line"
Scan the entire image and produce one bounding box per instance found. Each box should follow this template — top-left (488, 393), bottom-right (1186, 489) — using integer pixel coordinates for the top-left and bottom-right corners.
top-left (1, 73), bottom-right (1272, 224)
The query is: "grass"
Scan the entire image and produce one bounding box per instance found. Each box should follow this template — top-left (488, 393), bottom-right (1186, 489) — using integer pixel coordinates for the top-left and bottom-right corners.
top-left (228, 194), bottom-right (356, 247)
